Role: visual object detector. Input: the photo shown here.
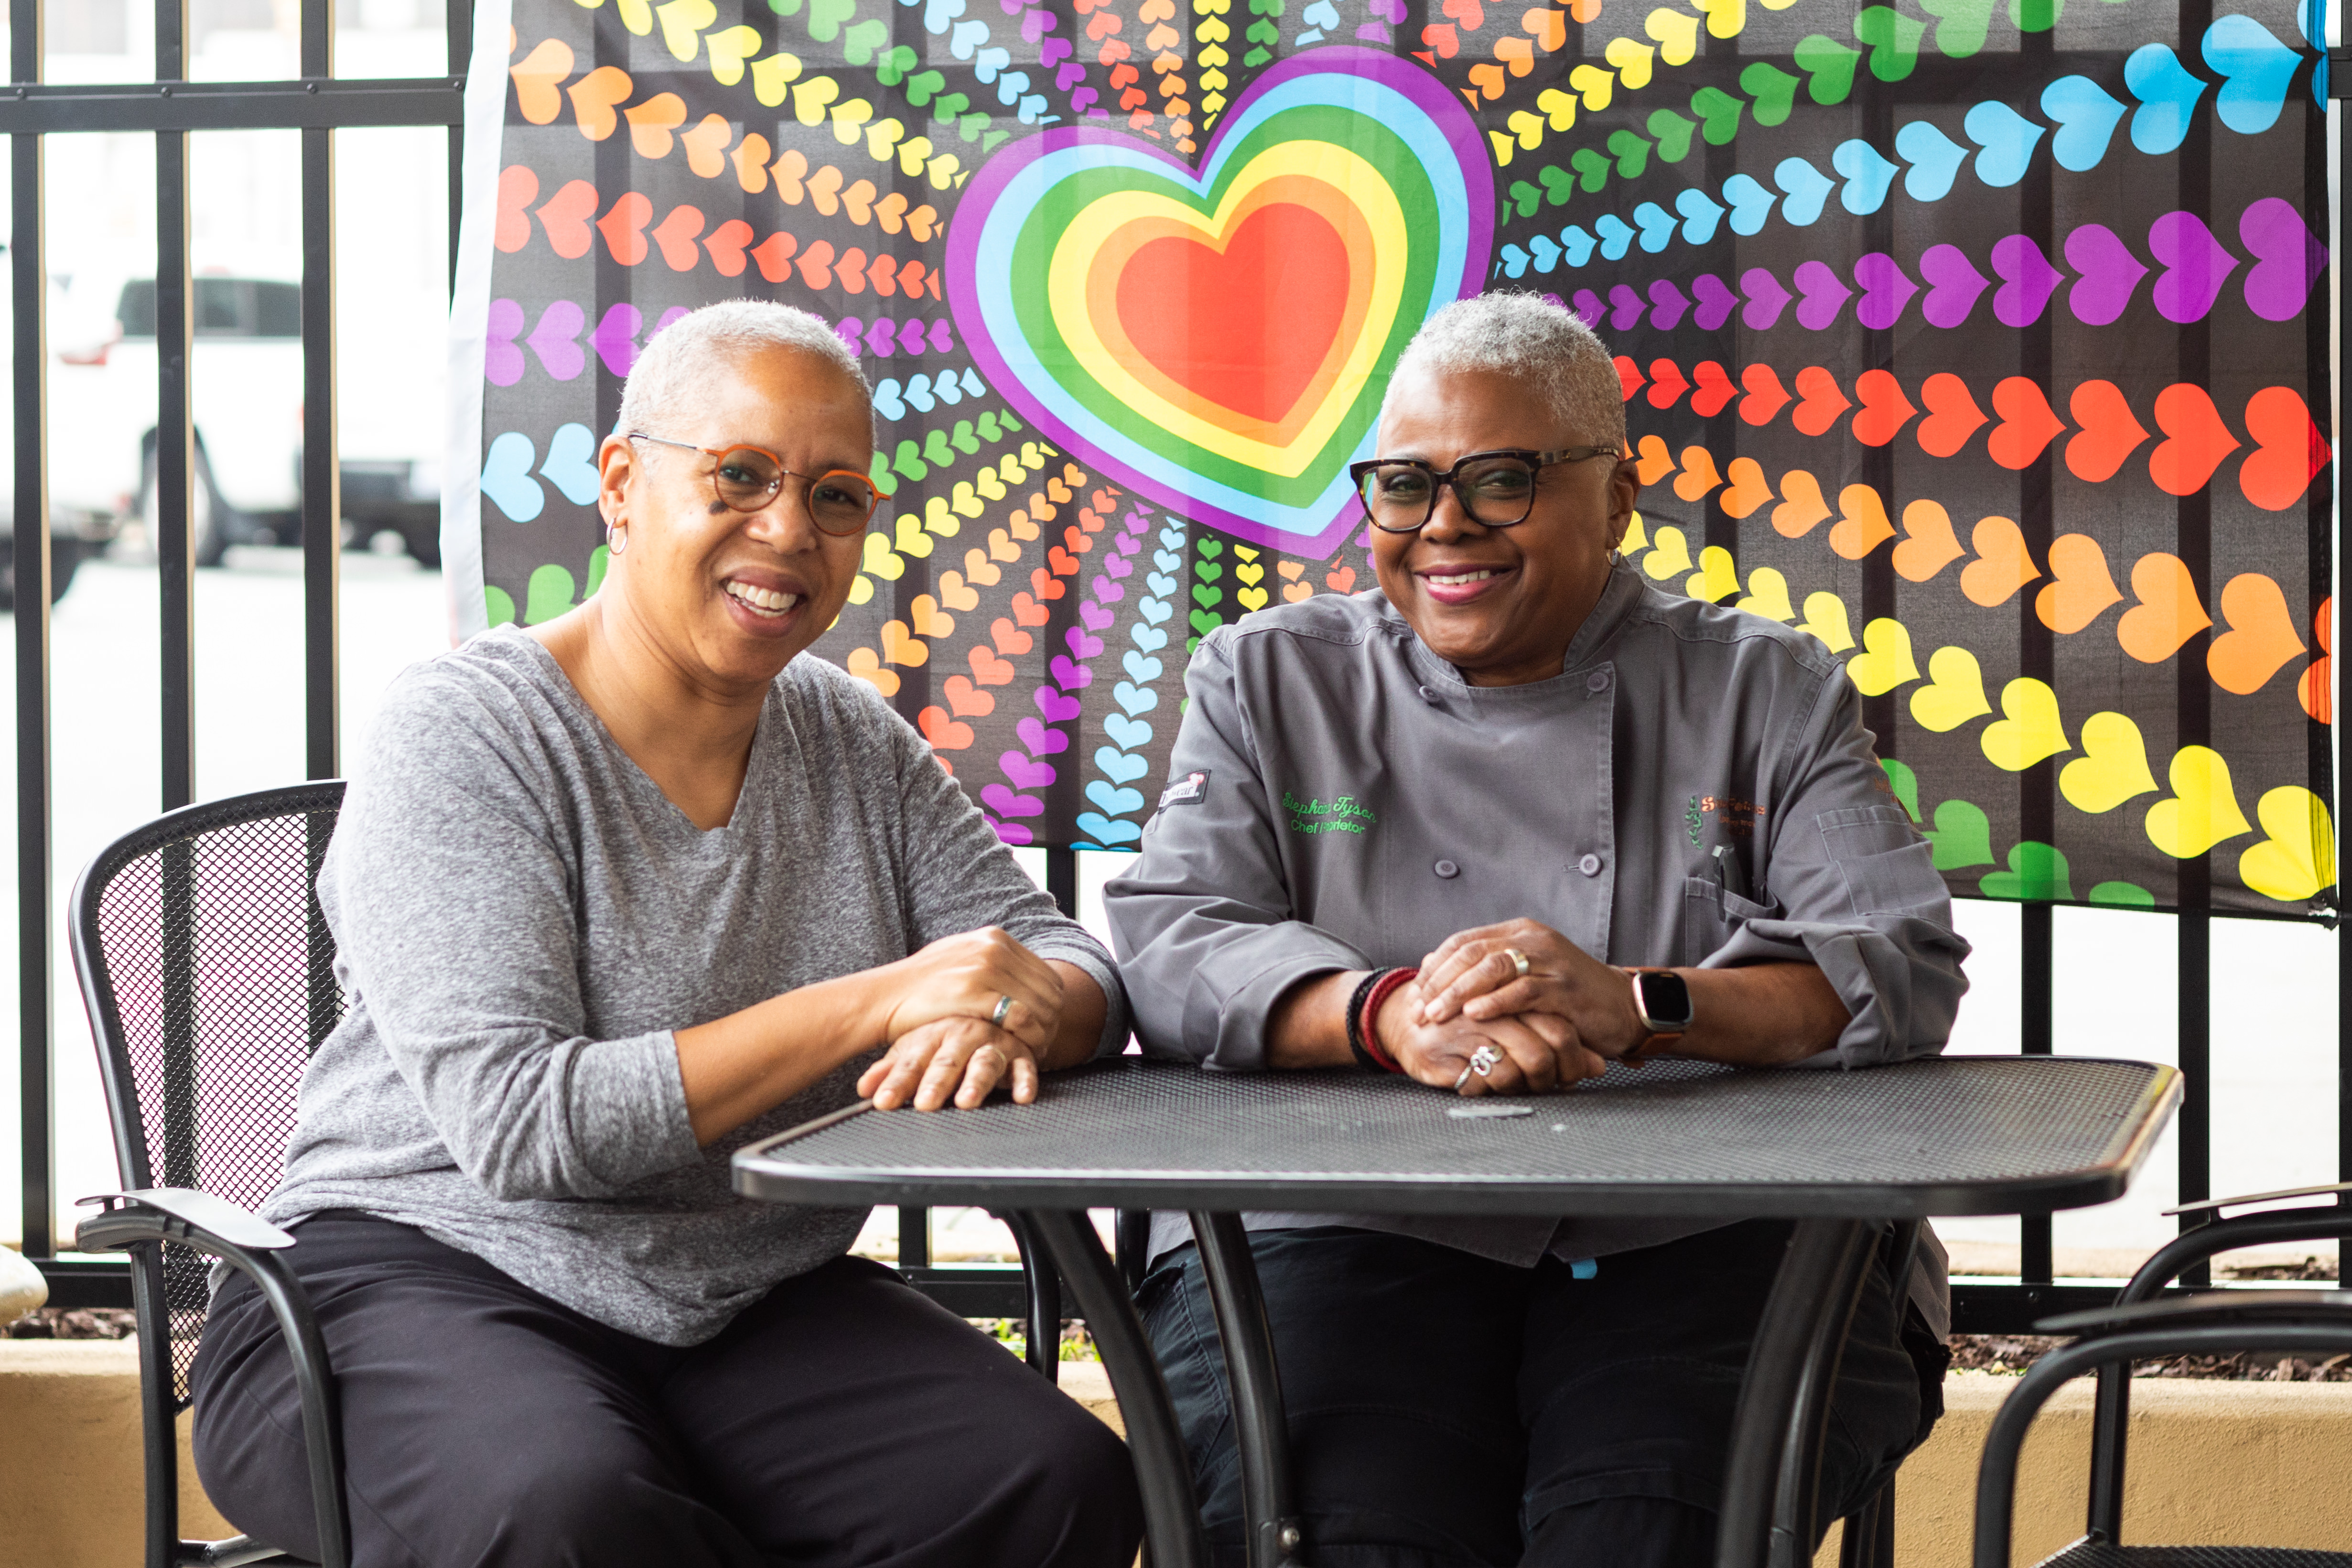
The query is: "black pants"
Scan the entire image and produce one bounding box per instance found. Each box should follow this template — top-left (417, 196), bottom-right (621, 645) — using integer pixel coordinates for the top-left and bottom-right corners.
top-left (191, 1214), bottom-right (1143, 1568)
top-left (1139, 1220), bottom-right (1946, 1568)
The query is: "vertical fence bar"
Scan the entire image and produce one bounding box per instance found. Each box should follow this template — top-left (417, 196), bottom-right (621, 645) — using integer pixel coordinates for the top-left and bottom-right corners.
top-left (155, 0), bottom-right (193, 811)
top-left (447, 0), bottom-right (472, 300)
top-left (2019, 904), bottom-right (2054, 1285)
top-left (12, 0), bottom-right (51, 1259)
top-left (301, 0), bottom-right (337, 780)
top-left (2178, 909), bottom-right (2212, 1286)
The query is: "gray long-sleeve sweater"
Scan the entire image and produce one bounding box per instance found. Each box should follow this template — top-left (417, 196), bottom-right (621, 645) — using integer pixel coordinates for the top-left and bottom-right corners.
top-left (257, 627), bottom-right (1127, 1345)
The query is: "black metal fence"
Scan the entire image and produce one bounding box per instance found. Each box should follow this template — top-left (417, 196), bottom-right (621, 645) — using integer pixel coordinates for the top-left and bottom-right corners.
top-left (9, 0), bottom-right (2348, 1333)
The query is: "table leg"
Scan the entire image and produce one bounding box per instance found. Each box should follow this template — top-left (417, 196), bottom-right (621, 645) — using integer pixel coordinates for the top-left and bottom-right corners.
top-left (1715, 1218), bottom-right (1879, 1568)
top-left (1187, 1211), bottom-right (1306, 1568)
top-left (1022, 1208), bottom-right (1209, 1568)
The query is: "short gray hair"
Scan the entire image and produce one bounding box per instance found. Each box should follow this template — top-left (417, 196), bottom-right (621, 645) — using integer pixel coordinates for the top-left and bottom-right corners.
top-left (617, 298), bottom-right (872, 441)
top-left (1381, 292), bottom-right (1625, 447)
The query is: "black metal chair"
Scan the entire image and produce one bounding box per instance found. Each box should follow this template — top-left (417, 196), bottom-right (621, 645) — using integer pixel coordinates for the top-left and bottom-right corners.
top-left (65, 780), bottom-right (1079, 1568)
top-left (1973, 1184), bottom-right (2352, 1567)
top-left (69, 781), bottom-right (353, 1568)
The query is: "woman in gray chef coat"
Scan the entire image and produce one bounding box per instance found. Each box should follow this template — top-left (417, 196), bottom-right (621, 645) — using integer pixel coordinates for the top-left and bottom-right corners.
top-left (1105, 293), bottom-right (1969, 1568)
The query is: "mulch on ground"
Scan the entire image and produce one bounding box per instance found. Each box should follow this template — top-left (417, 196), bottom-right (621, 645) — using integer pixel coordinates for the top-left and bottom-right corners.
top-left (4, 1307), bottom-right (136, 1339)
top-left (15, 1258), bottom-right (2345, 1383)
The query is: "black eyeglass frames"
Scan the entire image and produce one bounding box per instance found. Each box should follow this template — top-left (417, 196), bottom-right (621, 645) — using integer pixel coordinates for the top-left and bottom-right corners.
top-left (1348, 445), bottom-right (1620, 534)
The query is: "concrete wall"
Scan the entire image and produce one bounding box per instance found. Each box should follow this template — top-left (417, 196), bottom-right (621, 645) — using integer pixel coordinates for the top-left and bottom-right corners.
top-left (7, 1344), bottom-right (2347, 1567)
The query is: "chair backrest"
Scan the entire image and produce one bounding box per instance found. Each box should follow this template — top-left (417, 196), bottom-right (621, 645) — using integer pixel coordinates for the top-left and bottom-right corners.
top-left (69, 781), bottom-right (347, 1408)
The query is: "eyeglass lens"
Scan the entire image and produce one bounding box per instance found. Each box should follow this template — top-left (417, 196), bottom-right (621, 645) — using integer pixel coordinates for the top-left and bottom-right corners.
top-left (710, 448), bottom-right (877, 534)
top-left (1358, 457), bottom-right (1539, 530)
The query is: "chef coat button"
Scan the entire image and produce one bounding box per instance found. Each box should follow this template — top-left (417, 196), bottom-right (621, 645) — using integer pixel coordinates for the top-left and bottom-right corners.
top-left (1578, 853), bottom-right (1603, 876)
top-left (1434, 859), bottom-right (1460, 878)
top-left (1585, 670), bottom-right (1610, 693)
top-left (1417, 684), bottom-right (1437, 703)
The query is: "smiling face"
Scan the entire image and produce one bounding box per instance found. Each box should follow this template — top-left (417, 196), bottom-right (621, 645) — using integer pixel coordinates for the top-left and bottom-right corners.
top-left (595, 344), bottom-right (874, 696)
top-left (1368, 367), bottom-right (1639, 687)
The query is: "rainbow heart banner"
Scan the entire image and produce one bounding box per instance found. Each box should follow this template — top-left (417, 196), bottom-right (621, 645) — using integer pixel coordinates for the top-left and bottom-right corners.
top-left (455, 0), bottom-right (2334, 917)
top-left (949, 48), bottom-right (1492, 552)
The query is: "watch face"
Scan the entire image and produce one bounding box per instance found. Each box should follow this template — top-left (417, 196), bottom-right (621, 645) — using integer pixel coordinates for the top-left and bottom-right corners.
top-left (1636, 971), bottom-right (1694, 1031)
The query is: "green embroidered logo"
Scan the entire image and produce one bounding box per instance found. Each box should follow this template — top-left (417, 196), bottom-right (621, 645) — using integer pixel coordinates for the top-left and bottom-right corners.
top-left (1284, 791), bottom-right (1377, 836)
top-left (1686, 794), bottom-right (1705, 847)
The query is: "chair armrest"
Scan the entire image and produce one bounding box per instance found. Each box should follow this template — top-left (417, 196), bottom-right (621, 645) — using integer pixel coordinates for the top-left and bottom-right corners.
top-left (73, 1188), bottom-right (294, 1256)
top-left (75, 1190), bottom-right (351, 1568)
top-left (2167, 1180), bottom-right (2352, 1219)
top-left (2039, 1288), bottom-right (2352, 1339)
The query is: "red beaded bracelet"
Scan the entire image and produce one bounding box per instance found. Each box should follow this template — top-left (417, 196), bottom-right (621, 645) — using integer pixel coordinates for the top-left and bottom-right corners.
top-left (1356, 966), bottom-right (1418, 1074)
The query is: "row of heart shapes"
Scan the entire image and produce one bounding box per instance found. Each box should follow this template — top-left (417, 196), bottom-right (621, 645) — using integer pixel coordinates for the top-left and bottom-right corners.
top-left (1531, 20), bottom-right (2316, 266)
top-left (1925, 768), bottom-right (2332, 906)
top-left (1623, 370), bottom-right (2324, 512)
top-left (507, 176), bottom-right (948, 302)
top-left (1552, 202), bottom-right (2320, 337)
top-left (1626, 467), bottom-right (2316, 694)
top-left (1920, 791), bottom-right (2329, 906)
top-left (485, 296), bottom-right (974, 397)
top-left (514, 34), bottom-right (986, 189)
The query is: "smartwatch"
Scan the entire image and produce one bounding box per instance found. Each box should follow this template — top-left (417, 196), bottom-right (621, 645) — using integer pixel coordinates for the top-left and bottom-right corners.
top-left (1622, 968), bottom-right (1693, 1064)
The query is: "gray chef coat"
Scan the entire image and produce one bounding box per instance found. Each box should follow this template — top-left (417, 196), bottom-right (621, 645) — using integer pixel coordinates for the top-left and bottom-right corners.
top-left (1103, 561), bottom-right (1970, 1334)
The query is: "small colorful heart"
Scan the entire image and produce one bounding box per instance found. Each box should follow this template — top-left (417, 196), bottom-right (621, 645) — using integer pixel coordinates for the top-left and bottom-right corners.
top-left (950, 49), bottom-right (1492, 554)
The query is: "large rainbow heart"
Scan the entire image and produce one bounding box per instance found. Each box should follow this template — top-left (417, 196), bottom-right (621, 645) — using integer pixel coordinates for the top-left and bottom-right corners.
top-left (949, 50), bottom-right (1493, 553)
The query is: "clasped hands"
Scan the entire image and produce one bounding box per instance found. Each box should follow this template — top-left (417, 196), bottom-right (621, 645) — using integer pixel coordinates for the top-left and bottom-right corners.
top-left (855, 927), bottom-right (1064, 1112)
top-left (1379, 919), bottom-right (1653, 1097)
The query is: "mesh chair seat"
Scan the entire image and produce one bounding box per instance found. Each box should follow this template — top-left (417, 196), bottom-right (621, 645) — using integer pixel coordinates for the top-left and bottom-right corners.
top-left (2036, 1548), bottom-right (2352, 1567)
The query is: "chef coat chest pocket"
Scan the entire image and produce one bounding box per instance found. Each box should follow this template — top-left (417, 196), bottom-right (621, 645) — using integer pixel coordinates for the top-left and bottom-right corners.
top-left (1680, 876), bottom-right (1781, 966)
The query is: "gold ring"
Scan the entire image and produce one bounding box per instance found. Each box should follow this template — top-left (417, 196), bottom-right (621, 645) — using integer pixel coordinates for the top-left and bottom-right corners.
top-left (991, 994), bottom-right (1014, 1027)
top-left (1504, 948), bottom-right (1531, 978)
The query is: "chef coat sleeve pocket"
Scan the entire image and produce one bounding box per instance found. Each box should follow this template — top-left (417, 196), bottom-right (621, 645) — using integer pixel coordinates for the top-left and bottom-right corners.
top-left (1681, 877), bottom-right (1783, 966)
top-left (1819, 805), bottom-right (1942, 918)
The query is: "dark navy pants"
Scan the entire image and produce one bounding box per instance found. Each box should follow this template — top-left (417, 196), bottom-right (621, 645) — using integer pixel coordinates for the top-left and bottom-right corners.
top-left (191, 1213), bottom-right (1142, 1568)
top-left (1139, 1219), bottom-right (1945, 1568)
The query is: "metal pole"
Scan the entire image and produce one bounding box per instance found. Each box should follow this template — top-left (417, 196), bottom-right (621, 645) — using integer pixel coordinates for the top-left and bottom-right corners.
top-left (156, 0), bottom-right (193, 811)
top-left (2176, 909), bottom-right (2212, 1286)
top-left (301, 0), bottom-right (337, 779)
top-left (1715, 1218), bottom-right (1876, 1568)
top-left (2019, 903), bottom-right (2053, 1285)
top-left (447, 0), bottom-right (472, 300)
top-left (1189, 1211), bottom-right (1304, 1568)
top-left (11, 0), bottom-right (52, 1260)
top-left (1025, 1207), bottom-right (1208, 1568)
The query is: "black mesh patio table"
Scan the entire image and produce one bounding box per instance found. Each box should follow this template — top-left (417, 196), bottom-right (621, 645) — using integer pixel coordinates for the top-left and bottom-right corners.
top-left (735, 1054), bottom-right (2180, 1568)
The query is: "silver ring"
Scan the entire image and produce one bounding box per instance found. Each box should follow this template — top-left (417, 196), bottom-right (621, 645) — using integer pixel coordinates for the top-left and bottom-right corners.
top-left (1453, 1066), bottom-right (1474, 1091)
top-left (1503, 947), bottom-right (1531, 978)
top-left (1468, 1044), bottom-right (1501, 1078)
top-left (990, 994), bottom-right (1014, 1027)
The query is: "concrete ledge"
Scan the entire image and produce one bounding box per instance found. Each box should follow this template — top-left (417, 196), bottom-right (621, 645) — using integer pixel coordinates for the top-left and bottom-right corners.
top-left (7, 1345), bottom-right (2348, 1568)
top-left (0, 1340), bottom-right (234, 1565)
top-left (1822, 1370), bottom-right (2352, 1567)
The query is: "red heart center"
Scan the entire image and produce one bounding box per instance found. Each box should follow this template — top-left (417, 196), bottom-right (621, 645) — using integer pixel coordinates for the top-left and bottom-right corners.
top-left (1114, 203), bottom-right (1351, 426)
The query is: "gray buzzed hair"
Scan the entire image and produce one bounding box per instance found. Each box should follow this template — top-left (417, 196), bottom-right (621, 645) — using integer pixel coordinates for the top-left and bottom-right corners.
top-left (617, 298), bottom-right (873, 441)
top-left (1382, 292), bottom-right (1625, 447)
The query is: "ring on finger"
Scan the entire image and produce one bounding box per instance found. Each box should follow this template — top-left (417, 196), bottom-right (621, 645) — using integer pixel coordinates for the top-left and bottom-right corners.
top-left (1468, 1044), bottom-right (1502, 1078)
top-left (991, 994), bottom-right (1014, 1027)
top-left (1453, 1065), bottom-right (1475, 1091)
top-left (1502, 947), bottom-right (1531, 978)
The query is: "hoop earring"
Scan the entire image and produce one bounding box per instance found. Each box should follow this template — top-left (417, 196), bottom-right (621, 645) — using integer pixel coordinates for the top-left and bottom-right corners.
top-left (606, 525), bottom-right (627, 556)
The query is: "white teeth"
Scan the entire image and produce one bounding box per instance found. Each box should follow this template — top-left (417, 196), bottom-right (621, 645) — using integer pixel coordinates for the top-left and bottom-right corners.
top-left (1428, 569), bottom-right (1499, 586)
top-left (725, 580), bottom-right (800, 616)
